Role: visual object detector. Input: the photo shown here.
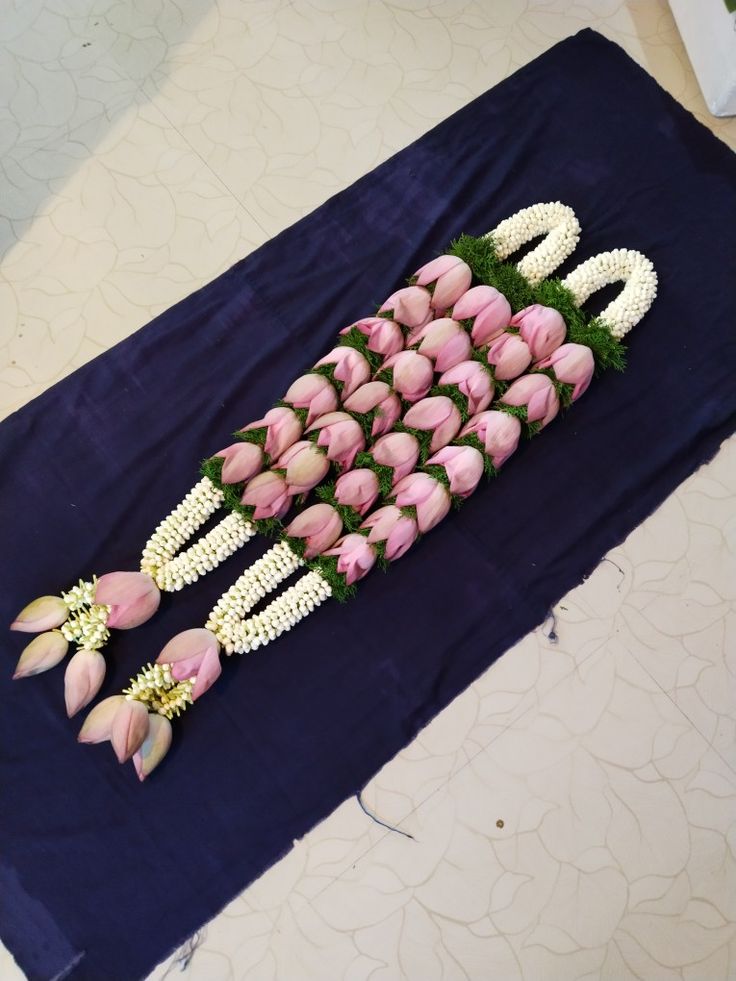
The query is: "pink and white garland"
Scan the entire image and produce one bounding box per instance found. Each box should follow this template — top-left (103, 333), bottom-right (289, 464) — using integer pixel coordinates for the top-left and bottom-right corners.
top-left (9, 202), bottom-right (661, 780)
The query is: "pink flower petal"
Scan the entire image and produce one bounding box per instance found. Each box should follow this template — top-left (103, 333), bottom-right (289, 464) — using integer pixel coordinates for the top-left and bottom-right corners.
top-left (78, 695), bottom-right (126, 744)
top-left (95, 571), bottom-right (160, 630)
top-left (157, 628), bottom-right (220, 681)
top-left (111, 699), bottom-right (150, 763)
top-left (64, 649), bottom-right (106, 718)
top-left (10, 595), bottom-right (69, 633)
top-left (13, 631), bottom-right (68, 679)
top-left (216, 442), bottom-right (264, 484)
top-left (133, 715), bottom-right (172, 781)
top-left (414, 254), bottom-right (462, 285)
top-left (431, 262), bottom-right (473, 311)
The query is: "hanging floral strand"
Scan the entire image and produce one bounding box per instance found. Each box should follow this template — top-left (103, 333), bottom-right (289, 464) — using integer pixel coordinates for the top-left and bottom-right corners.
top-left (79, 219), bottom-right (658, 779)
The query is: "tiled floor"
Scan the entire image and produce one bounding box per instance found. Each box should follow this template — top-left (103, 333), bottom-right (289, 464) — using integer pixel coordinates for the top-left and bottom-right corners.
top-left (2, 2), bottom-right (735, 979)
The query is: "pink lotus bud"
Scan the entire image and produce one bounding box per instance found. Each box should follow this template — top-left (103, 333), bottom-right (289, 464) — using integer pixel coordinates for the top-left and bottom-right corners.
top-left (343, 382), bottom-right (401, 437)
top-left (426, 445), bottom-right (485, 497)
top-left (452, 285), bottom-right (511, 346)
top-left (307, 412), bottom-right (365, 471)
top-left (361, 505), bottom-right (418, 561)
top-left (157, 627), bottom-right (222, 701)
top-left (371, 431), bottom-right (420, 484)
top-left (95, 571), bottom-right (161, 630)
top-left (133, 714), bottom-right (173, 781)
top-left (511, 304), bottom-right (567, 360)
top-left (414, 255), bottom-right (472, 310)
top-left (277, 441), bottom-right (331, 496)
top-left (536, 343), bottom-right (595, 400)
top-left (283, 373), bottom-right (338, 426)
top-left (459, 411), bottom-right (522, 469)
top-left (393, 473), bottom-right (451, 533)
top-left (438, 360), bottom-right (494, 416)
top-left (403, 396), bottom-right (462, 453)
top-left (111, 699), bottom-right (150, 763)
top-left (487, 333), bottom-right (532, 381)
top-left (341, 318), bottom-right (404, 358)
top-left (241, 470), bottom-right (291, 519)
top-left (379, 286), bottom-right (432, 328)
top-left (323, 533), bottom-right (377, 585)
top-left (10, 594), bottom-right (69, 633)
top-left (286, 503), bottom-right (343, 558)
top-left (13, 631), bottom-right (68, 679)
top-left (501, 374), bottom-right (560, 428)
top-left (334, 469), bottom-right (379, 515)
top-left (413, 318), bottom-right (472, 372)
top-left (381, 351), bottom-right (433, 403)
top-left (78, 694), bottom-right (125, 744)
top-left (241, 406), bottom-right (303, 461)
top-left (64, 649), bottom-right (106, 717)
top-left (315, 347), bottom-right (371, 399)
top-left (214, 442), bottom-right (264, 484)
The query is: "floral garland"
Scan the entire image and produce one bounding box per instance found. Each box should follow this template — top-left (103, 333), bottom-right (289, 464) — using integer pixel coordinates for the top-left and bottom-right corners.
top-left (9, 202), bottom-right (659, 780)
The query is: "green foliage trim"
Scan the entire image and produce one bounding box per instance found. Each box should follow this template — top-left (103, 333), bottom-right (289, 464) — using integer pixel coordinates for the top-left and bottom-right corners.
top-left (234, 426), bottom-right (267, 447)
top-left (314, 483), bottom-right (362, 533)
top-left (430, 384), bottom-right (471, 425)
top-left (448, 233), bottom-right (626, 372)
top-left (454, 434), bottom-right (497, 478)
top-left (200, 455), bottom-right (253, 520)
top-left (307, 555), bottom-right (356, 602)
top-left (495, 402), bottom-right (541, 439)
top-left (393, 421), bottom-right (432, 465)
top-left (338, 327), bottom-right (382, 374)
top-left (310, 363), bottom-right (343, 392)
top-left (274, 401), bottom-right (309, 427)
top-left (533, 368), bottom-right (576, 410)
top-left (348, 409), bottom-right (377, 443)
top-left (418, 465), bottom-right (463, 509)
top-left (254, 516), bottom-right (283, 537)
top-left (375, 550), bottom-right (391, 569)
top-left (283, 534), bottom-right (307, 559)
top-left (355, 452), bottom-right (395, 498)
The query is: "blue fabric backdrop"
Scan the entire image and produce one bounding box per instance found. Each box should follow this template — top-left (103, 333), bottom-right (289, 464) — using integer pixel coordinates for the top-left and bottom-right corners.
top-left (1, 29), bottom-right (735, 981)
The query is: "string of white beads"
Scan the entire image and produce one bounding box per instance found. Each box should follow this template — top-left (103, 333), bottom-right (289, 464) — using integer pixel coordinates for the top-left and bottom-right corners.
top-left (561, 249), bottom-right (658, 339)
top-left (153, 512), bottom-right (255, 592)
top-left (209, 570), bottom-right (332, 655)
top-left (140, 477), bottom-right (224, 577)
top-left (205, 541), bottom-right (303, 648)
top-left (489, 202), bottom-right (581, 285)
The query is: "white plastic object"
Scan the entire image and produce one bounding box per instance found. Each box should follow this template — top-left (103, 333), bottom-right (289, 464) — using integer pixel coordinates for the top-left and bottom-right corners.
top-left (669, 0), bottom-right (736, 117)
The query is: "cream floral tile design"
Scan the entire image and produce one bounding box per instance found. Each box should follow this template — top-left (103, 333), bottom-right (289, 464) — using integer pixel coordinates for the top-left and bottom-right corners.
top-left (92, 0), bottom-right (736, 239)
top-left (1, 2), bottom-right (735, 980)
top-left (0, 101), bottom-right (265, 416)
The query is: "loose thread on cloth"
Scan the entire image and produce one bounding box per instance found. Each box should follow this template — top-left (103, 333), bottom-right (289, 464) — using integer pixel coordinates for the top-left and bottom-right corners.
top-left (160, 929), bottom-right (206, 977)
top-left (356, 791), bottom-right (415, 841)
top-left (541, 608), bottom-right (559, 644)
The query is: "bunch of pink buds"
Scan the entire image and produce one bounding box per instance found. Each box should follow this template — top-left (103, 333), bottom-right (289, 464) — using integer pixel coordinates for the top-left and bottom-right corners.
top-left (79, 628), bottom-right (222, 780)
top-left (11, 572), bottom-right (161, 717)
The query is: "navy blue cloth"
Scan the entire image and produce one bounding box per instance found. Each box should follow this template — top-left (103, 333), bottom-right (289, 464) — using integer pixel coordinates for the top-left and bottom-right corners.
top-left (1, 29), bottom-right (735, 981)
